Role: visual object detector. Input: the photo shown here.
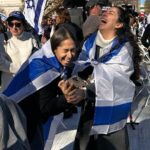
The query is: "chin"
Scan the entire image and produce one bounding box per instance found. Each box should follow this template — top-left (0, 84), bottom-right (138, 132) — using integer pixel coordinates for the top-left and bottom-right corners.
top-left (64, 62), bottom-right (71, 67)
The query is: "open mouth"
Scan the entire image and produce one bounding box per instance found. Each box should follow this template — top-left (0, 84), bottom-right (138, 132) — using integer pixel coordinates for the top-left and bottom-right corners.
top-left (100, 19), bottom-right (107, 24)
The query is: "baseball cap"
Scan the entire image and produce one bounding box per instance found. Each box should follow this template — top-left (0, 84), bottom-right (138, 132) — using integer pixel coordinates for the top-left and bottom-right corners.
top-left (7, 11), bottom-right (25, 21)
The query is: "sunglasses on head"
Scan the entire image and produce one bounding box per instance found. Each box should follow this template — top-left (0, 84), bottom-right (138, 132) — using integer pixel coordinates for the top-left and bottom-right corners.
top-left (8, 22), bottom-right (22, 28)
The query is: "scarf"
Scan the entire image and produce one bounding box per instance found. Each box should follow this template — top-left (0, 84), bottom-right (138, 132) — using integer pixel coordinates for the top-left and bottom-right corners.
top-left (2, 40), bottom-right (63, 102)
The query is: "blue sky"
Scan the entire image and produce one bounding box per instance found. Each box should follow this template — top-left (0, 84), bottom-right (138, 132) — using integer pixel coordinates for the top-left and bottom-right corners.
top-left (140, 0), bottom-right (145, 5)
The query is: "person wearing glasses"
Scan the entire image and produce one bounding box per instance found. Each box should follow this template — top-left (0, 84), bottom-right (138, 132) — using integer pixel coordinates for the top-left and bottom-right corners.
top-left (0, 11), bottom-right (39, 91)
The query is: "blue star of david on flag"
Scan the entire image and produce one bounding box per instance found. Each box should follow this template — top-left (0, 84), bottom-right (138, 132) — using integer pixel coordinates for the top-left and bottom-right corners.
top-left (25, 0), bottom-right (35, 9)
top-left (24, 0), bottom-right (47, 34)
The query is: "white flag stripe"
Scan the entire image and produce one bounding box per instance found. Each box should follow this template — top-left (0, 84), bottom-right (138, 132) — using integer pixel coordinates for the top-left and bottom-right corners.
top-left (23, 0), bottom-right (47, 34)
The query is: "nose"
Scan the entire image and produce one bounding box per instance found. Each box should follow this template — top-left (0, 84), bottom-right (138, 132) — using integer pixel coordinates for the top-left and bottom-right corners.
top-left (67, 50), bottom-right (73, 59)
top-left (103, 10), bottom-right (108, 15)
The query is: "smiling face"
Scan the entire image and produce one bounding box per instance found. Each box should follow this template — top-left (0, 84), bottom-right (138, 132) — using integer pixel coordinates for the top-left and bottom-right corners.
top-left (54, 38), bottom-right (76, 67)
top-left (8, 19), bottom-right (24, 36)
top-left (99, 7), bottom-right (123, 34)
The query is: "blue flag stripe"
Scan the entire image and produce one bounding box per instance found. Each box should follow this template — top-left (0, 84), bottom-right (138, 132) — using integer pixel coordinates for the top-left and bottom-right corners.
top-left (3, 56), bottom-right (61, 97)
top-left (93, 102), bottom-right (131, 125)
top-left (84, 32), bottom-right (97, 57)
top-left (34, 0), bottom-right (44, 33)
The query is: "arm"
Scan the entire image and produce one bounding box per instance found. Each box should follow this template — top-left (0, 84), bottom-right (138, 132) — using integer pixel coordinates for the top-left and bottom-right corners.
top-left (37, 77), bottom-right (72, 122)
top-left (58, 78), bottom-right (96, 105)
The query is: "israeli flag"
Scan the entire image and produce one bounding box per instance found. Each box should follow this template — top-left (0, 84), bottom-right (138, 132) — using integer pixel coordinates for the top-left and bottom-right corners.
top-left (2, 40), bottom-right (62, 102)
top-left (73, 32), bottom-right (135, 135)
top-left (1, 40), bottom-right (65, 148)
top-left (23, 0), bottom-right (47, 34)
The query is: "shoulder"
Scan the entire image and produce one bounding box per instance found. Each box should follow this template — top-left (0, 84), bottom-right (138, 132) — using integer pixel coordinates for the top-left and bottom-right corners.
top-left (118, 42), bottom-right (133, 58)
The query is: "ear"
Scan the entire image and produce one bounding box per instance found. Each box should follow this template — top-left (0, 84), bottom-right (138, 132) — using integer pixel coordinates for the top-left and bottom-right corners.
top-left (115, 22), bottom-right (123, 29)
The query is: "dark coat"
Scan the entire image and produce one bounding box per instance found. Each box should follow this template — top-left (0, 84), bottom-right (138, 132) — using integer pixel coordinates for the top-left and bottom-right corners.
top-left (19, 76), bottom-right (71, 142)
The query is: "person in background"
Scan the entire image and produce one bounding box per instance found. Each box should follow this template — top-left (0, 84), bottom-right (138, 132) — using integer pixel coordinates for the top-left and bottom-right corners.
top-left (0, 17), bottom-right (7, 33)
top-left (0, 11), bottom-right (39, 91)
top-left (54, 7), bottom-right (83, 46)
top-left (141, 24), bottom-right (150, 56)
top-left (41, 16), bottom-right (48, 29)
top-left (82, 0), bottom-right (103, 39)
top-left (129, 14), bottom-right (138, 38)
top-left (59, 6), bottom-right (141, 150)
top-left (147, 13), bottom-right (150, 24)
top-left (138, 15), bottom-right (147, 37)
top-left (47, 16), bottom-right (53, 28)
top-left (40, 28), bottom-right (51, 45)
top-left (54, 7), bottom-right (84, 118)
top-left (41, 15), bottom-right (53, 32)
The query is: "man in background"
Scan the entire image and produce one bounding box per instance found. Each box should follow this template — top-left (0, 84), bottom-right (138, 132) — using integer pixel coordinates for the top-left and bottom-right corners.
top-left (82, 0), bottom-right (104, 39)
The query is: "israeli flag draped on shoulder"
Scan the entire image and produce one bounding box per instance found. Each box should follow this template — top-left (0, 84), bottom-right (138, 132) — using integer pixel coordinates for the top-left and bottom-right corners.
top-left (23, 0), bottom-right (47, 34)
top-left (73, 32), bottom-right (135, 135)
top-left (2, 40), bottom-right (62, 103)
top-left (1, 40), bottom-right (64, 149)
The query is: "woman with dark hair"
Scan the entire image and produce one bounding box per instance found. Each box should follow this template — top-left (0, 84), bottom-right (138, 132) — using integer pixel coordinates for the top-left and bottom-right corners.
top-left (54, 7), bottom-right (83, 51)
top-left (3, 26), bottom-right (78, 150)
top-left (53, 7), bottom-right (84, 117)
top-left (59, 6), bottom-right (141, 150)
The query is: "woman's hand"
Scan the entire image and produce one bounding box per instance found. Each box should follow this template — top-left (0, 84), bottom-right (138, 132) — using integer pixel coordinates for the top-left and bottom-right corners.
top-left (65, 88), bottom-right (85, 104)
top-left (58, 80), bottom-right (85, 104)
top-left (58, 80), bottom-right (75, 95)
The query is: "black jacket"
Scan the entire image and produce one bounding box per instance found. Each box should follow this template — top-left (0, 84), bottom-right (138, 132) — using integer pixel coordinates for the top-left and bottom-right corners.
top-left (19, 76), bottom-right (71, 142)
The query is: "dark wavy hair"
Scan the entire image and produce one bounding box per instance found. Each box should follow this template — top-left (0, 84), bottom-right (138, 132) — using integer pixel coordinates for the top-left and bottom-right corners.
top-left (50, 25), bottom-right (77, 51)
top-left (115, 6), bottom-right (141, 81)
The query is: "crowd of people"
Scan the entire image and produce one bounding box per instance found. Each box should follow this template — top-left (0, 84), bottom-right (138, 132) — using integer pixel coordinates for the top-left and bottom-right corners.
top-left (0, 0), bottom-right (149, 150)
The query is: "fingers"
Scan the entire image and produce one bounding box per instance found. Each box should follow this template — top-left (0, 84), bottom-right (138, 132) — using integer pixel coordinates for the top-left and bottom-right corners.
top-left (58, 80), bottom-right (76, 95)
top-left (65, 81), bottom-right (75, 92)
top-left (58, 80), bottom-right (85, 105)
top-left (58, 80), bottom-right (65, 88)
top-left (65, 89), bottom-right (85, 104)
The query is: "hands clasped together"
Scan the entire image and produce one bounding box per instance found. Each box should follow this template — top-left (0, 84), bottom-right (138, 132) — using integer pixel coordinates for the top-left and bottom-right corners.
top-left (58, 80), bottom-right (85, 104)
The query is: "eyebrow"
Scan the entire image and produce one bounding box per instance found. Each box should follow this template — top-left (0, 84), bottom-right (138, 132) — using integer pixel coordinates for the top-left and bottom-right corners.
top-left (11, 21), bottom-right (22, 23)
top-left (64, 48), bottom-right (75, 50)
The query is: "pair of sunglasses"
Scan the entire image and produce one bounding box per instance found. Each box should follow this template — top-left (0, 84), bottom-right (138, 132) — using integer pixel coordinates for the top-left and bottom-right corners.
top-left (8, 22), bottom-right (22, 28)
